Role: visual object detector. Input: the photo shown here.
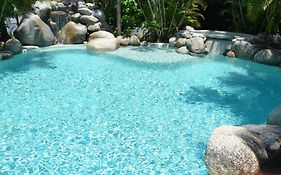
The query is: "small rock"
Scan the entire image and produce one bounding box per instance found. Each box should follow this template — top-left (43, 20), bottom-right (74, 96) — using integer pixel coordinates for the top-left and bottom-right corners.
top-left (169, 37), bottom-right (176, 47)
top-left (129, 35), bottom-right (140, 46)
top-left (175, 38), bottom-right (186, 48)
top-left (0, 51), bottom-right (14, 60)
top-left (176, 46), bottom-right (189, 54)
top-left (185, 25), bottom-right (194, 31)
top-left (71, 13), bottom-right (81, 23)
top-left (80, 15), bottom-right (99, 26)
top-left (78, 8), bottom-right (92, 15)
top-left (87, 22), bottom-right (101, 32)
top-left (4, 38), bottom-right (22, 55)
top-left (223, 49), bottom-right (236, 58)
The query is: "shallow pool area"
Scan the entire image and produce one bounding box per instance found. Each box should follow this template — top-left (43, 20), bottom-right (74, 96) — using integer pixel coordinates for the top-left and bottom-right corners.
top-left (1, 45), bottom-right (281, 174)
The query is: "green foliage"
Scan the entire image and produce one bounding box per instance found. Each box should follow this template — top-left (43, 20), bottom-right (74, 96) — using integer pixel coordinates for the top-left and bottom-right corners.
top-left (215, 0), bottom-right (281, 34)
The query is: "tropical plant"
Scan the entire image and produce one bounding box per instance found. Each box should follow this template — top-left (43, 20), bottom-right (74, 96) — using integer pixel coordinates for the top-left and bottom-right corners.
top-left (217, 0), bottom-right (281, 34)
top-left (138, 0), bottom-right (207, 42)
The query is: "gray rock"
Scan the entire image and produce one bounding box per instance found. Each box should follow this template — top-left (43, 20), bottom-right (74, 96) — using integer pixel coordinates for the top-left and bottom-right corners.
top-left (57, 2), bottom-right (67, 12)
top-left (92, 9), bottom-right (106, 22)
top-left (4, 38), bottom-right (22, 55)
top-left (0, 51), bottom-right (13, 60)
top-left (169, 37), bottom-right (176, 47)
top-left (79, 15), bottom-right (99, 26)
top-left (78, 8), bottom-right (92, 15)
top-left (205, 125), bottom-right (264, 175)
top-left (14, 14), bottom-right (55, 47)
top-left (87, 38), bottom-right (119, 52)
top-left (253, 49), bottom-right (281, 66)
top-left (87, 22), bottom-right (101, 32)
top-left (129, 35), bottom-right (140, 46)
top-left (180, 31), bottom-right (192, 38)
top-left (232, 40), bottom-right (258, 60)
top-left (71, 13), bottom-right (81, 23)
top-left (186, 36), bottom-right (206, 54)
top-left (268, 107), bottom-right (281, 126)
top-left (33, 0), bottom-right (52, 22)
top-left (58, 21), bottom-right (87, 44)
top-left (176, 46), bottom-right (189, 54)
top-left (175, 38), bottom-right (186, 48)
top-left (89, 31), bottom-right (115, 40)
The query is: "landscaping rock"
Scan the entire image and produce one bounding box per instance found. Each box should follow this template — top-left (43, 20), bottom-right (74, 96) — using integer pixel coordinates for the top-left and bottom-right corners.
top-left (78, 8), bottom-right (92, 15)
top-left (205, 125), bottom-right (265, 175)
top-left (33, 0), bottom-right (52, 22)
top-left (89, 31), bottom-right (115, 40)
top-left (4, 38), bottom-right (22, 55)
top-left (87, 38), bottom-right (119, 51)
top-left (169, 37), bottom-right (176, 47)
top-left (180, 31), bottom-right (192, 38)
top-left (50, 1), bottom-right (58, 11)
top-left (80, 15), bottom-right (98, 26)
top-left (176, 46), bottom-right (189, 54)
top-left (186, 36), bottom-right (206, 54)
top-left (85, 3), bottom-right (94, 10)
top-left (232, 40), bottom-right (258, 60)
top-left (116, 36), bottom-right (129, 46)
top-left (87, 22), bottom-right (101, 32)
top-left (253, 49), bottom-right (281, 66)
top-left (92, 9), bottom-right (106, 22)
top-left (175, 38), bottom-right (186, 48)
top-left (58, 21), bottom-right (87, 44)
top-left (14, 13), bottom-right (55, 47)
top-left (268, 106), bottom-right (281, 126)
top-left (129, 35), bottom-right (140, 46)
top-left (57, 2), bottom-right (67, 12)
top-left (0, 51), bottom-right (13, 60)
top-left (71, 13), bottom-right (81, 23)
top-left (185, 25), bottom-right (195, 31)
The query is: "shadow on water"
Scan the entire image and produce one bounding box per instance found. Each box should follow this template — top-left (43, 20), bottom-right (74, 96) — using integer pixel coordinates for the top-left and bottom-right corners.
top-left (0, 50), bottom-right (54, 77)
top-left (180, 58), bottom-right (281, 124)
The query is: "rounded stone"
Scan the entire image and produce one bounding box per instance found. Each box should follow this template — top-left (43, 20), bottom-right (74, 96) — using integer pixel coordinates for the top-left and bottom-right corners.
top-left (87, 38), bottom-right (119, 52)
top-left (175, 38), bottom-right (186, 48)
top-left (58, 21), bottom-right (87, 44)
top-left (232, 40), bottom-right (258, 60)
top-left (205, 125), bottom-right (262, 175)
top-left (77, 8), bottom-right (92, 15)
top-left (253, 49), bottom-right (281, 66)
top-left (79, 15), bottom-right (99, 26)
top-left (4, 38), bottom-right (22, 55)
top-left (176, 46), bottom-right (189, 54)
top-left (89, 31), bottom-right (115, 40)
top-left (169, 37), bottom-right (176, 47)
top-left (129, 35), bottom-right (140, 46)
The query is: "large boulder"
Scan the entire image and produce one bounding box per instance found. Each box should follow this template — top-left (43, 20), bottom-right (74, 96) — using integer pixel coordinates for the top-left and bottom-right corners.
top-left (33, 0), bottom-right (52, 22)
top-left (87, 38), bottom-right (119, 52)
top-left (58, 21), bottom-right (87, 44)
top-left (89, 31), bottom-right (115, 40)
top-left (205, 125), bottom-right (266, 175)
top-left (186, 36), bottom-right (206, 54)
top-left (79, 15), bottom-right (99, 26)
top-left (14, 14), bottom-right (55, 47)
top-left (268, 106), bottom-right (281, 126)
top-left (232, 40), bottom-right (258, 60)
top-left (169, 37), bottom-right (176, 47)
top-left (253, 49), bottom-right (281, 66)
top-left (4, 38), bottom-right (22, 55)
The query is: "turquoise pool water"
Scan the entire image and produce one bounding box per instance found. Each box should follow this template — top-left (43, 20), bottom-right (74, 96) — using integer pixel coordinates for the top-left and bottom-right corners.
top-left (1, 45), bottom-right (281, 174)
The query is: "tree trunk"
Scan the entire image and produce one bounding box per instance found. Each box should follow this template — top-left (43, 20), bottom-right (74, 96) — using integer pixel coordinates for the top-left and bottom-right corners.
top-left (116, 0), bottom-right (121, 36)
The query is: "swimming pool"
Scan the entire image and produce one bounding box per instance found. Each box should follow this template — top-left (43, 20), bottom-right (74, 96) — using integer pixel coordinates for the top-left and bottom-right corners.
top-left (1, 45), bottom-right (281, 174)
